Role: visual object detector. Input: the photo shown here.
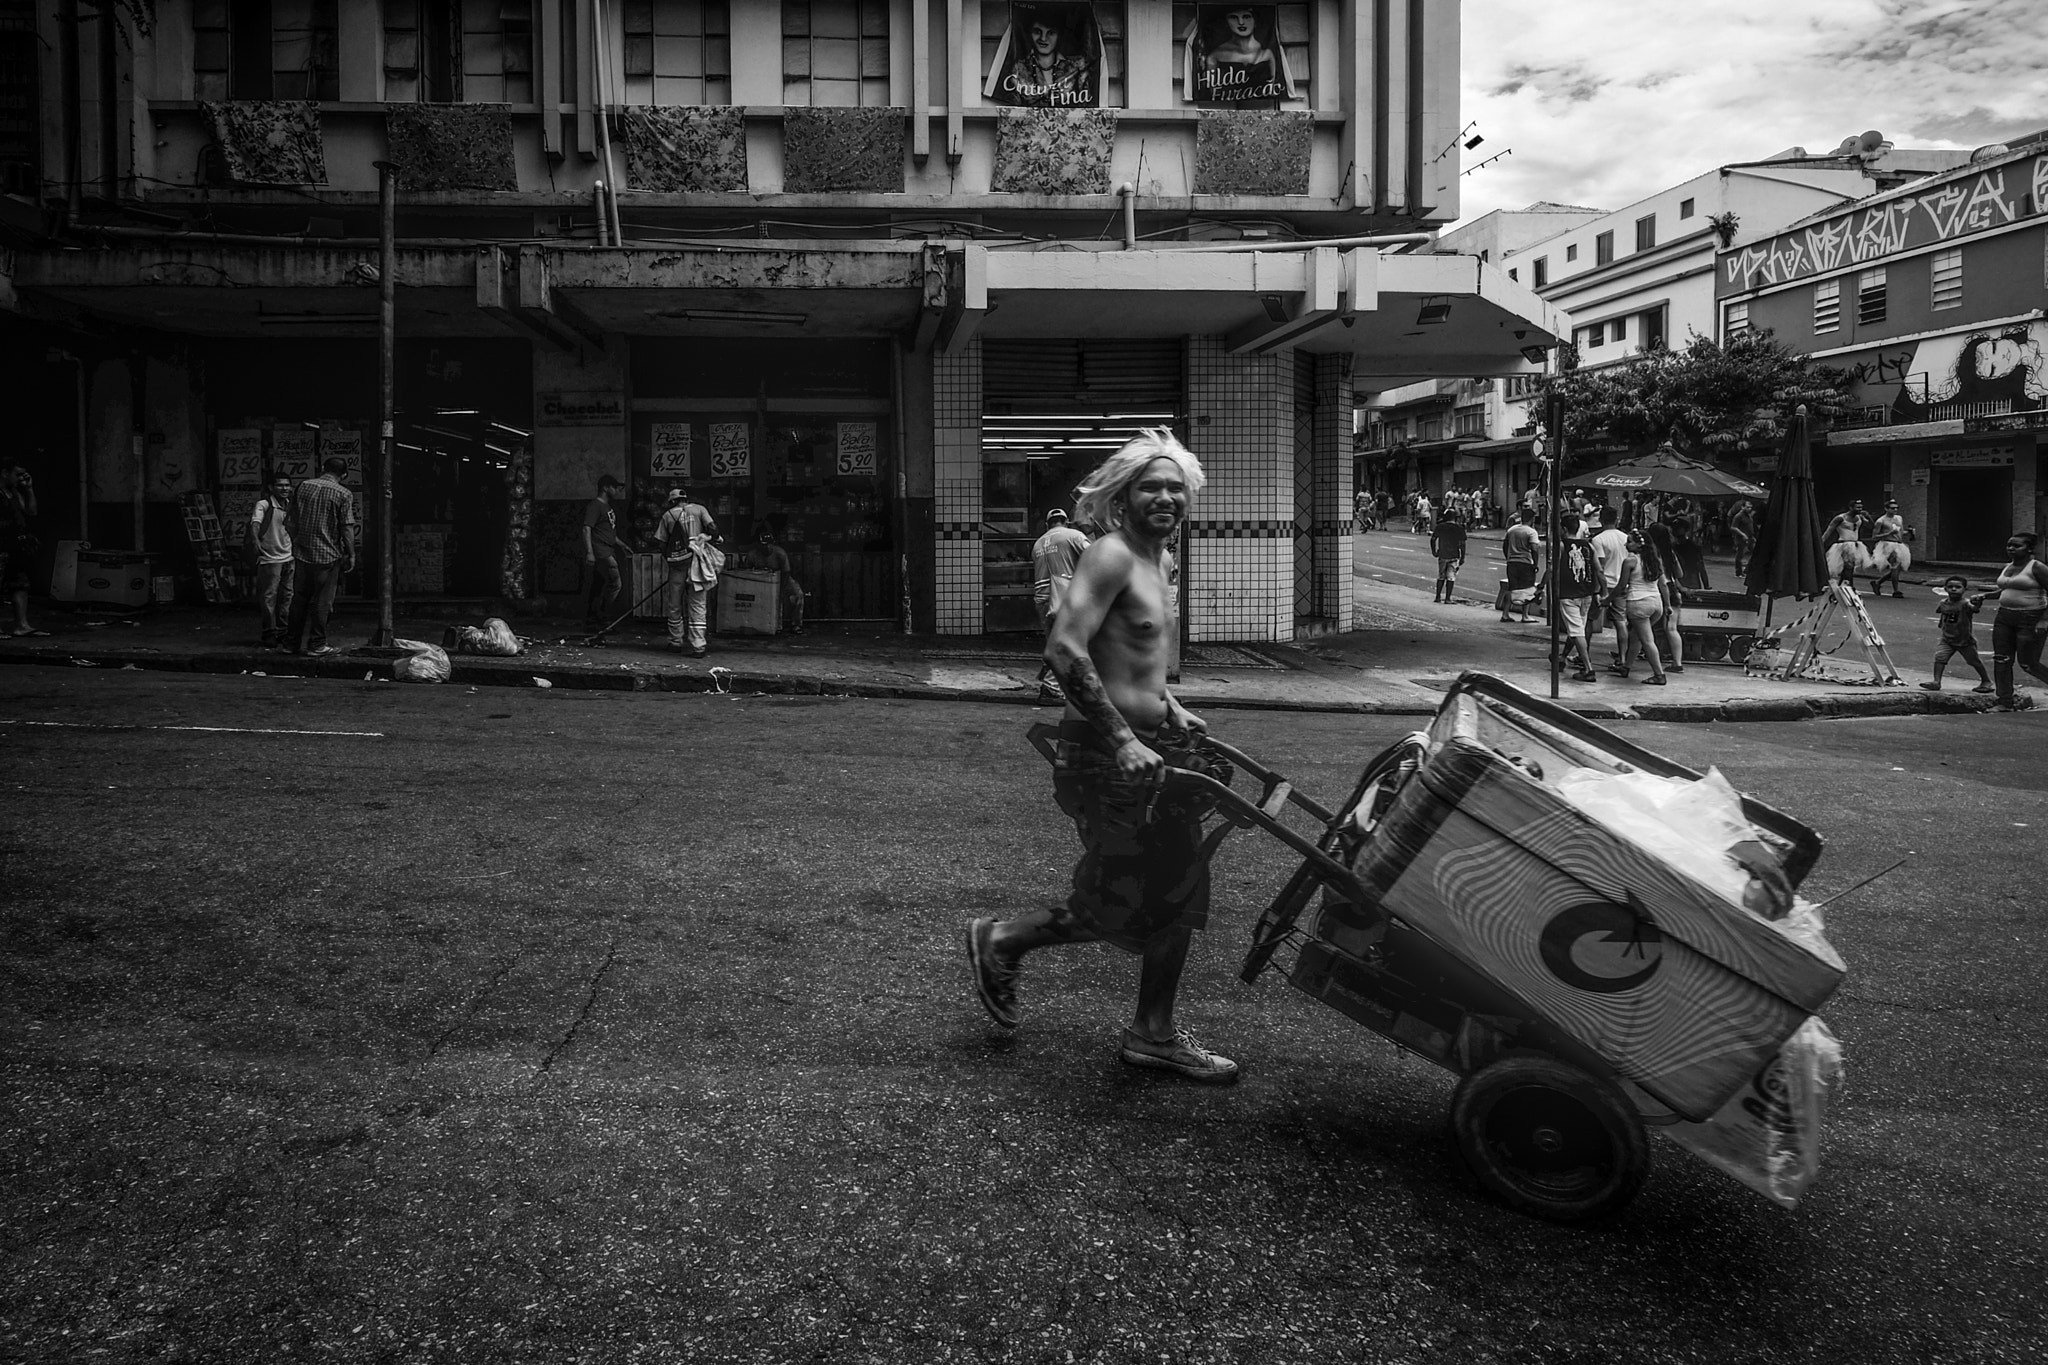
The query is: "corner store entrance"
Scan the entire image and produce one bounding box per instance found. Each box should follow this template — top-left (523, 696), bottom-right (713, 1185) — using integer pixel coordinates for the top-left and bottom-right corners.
top-left (979, 340), bottom-right (1185, 633)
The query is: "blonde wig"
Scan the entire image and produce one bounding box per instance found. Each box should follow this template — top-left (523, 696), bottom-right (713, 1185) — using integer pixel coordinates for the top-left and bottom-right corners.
top-left (1073, 428), bottom-right (1206, 533)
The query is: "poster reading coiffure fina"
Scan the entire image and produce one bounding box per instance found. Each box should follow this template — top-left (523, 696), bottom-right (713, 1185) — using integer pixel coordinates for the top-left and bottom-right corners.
top-left (985, 1), bottom-right (1103, 107)
top-left (1184, 4), bottom-right (1297, 104)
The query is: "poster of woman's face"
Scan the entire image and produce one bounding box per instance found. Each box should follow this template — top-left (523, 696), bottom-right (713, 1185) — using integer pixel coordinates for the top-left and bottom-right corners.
top-left (1190, 3), bottom-right (1287, 104)
top-left (990, 1), bottom-right (1101, 107)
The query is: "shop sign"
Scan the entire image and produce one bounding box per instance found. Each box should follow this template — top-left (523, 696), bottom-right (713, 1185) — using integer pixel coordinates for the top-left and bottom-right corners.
top-left (272, 429), bottom-right (317, 480)
top-left (1182, 4), bottom-right (1297, 104)
top-left (217, 428), bottom-right (263, 486)
top-left (1963, 407), bottom-right (2048, 435)
top-left (1910, 466), bottom-right (1931, 485)
top-left (650, 423), bottom-right (692, 477)
top-left (1930, 446), bottom-right (2016, 468)
top-left (985, 1), bottom-right (1103, 107)
top-left (320, 427), bottom-right (365, 487)
top-left (217, 488), bottom-right (260, 526)
top-left (1745, 456), bottom-right (1779, 473)
top-left (709, 422), bottom-right (751, 478)
top-left (836, 421), bottom-right (878, 476)
top-left (536, 391), bottom-right (626, 427)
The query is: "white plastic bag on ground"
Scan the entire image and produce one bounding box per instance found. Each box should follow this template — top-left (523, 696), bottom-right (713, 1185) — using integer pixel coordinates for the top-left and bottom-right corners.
top-left (1661, 1016), bottom-right (1843, 1208)
top-left (391, 638), bottom-right (451, 683)
top-left (477, 617), bottom-right (524, 656)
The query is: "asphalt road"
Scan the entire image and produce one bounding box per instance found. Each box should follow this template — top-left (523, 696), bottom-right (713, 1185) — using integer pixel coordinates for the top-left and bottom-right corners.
top-left (3, 671), bottom-right (2044, 1364)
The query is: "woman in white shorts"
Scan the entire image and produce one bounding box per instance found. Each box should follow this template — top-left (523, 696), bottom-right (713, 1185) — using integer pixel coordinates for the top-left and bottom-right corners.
top-left (1609, 530), bottom-right (1670, 685)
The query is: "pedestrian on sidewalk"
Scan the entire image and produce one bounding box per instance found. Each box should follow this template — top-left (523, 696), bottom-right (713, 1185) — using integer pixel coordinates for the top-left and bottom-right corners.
top-left (282, 457), bottom-right (355, 657)
top-left (1869, 500), bottom-right (1914, 598)
top-left (1429, 509), bottom-right (1466, 603)
top-left (0, 456), bottom-right (45, 638)
top-left (1824, 499), bottom-right (1873, 592)
top-left (1611, 529), bottom-right (1671, 685)
top-left (581, 475), bottom-right (634, 638)
top-left (247, 474), bottom-right (294, 648)
top-left (653, 485), bottom-right (720, 657)
top-left (1989, 531), bottom-right (2048, 711)
top-left (1556, 513), bottom-right (1602, 681)
top-left (1031, 507), bottom-right (1090, 701)
top-left (1646, 522), bottom-right (1688, 671)
top-left (1353, 489), bottom-right (1373, 532)
top-left (966, 429), bottom-right (1239, 1083)
top-left (1729, 500), bottom-right (1755, 576)
top-left (1670, 515), bottom-right (1711, 591)
top-left (1590, 504), bottom-right (1631, 670)
top-left (1412, 491), bottom-right (1433, 536)
top-left (1499, 508), bottom-right (1543, 624)
top-left (1918, 575), bottom-right (1994, 694)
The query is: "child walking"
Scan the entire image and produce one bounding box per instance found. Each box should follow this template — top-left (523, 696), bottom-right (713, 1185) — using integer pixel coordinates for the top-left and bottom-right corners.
top-left (1429, 511), bottom-right (1466, 603)
top-left (1918, 575), bottom-right (1995, 693)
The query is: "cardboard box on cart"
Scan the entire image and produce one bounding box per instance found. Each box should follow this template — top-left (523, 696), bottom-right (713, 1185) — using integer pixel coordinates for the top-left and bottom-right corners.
top-left (1347, 688), bottom-right (1843, 1121)
top-left (715, 568), bottom-right (781, 636)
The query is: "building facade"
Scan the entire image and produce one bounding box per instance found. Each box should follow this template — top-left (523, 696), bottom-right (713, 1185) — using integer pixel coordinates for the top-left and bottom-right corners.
top-left (1718, 134), bottom-right (2048, 561)
top-left (0, 0), bottom-right (1560, 641)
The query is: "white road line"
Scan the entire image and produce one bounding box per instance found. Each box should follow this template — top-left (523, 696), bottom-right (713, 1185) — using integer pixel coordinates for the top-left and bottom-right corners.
top-left (0, 720), bottom-right (385, 738)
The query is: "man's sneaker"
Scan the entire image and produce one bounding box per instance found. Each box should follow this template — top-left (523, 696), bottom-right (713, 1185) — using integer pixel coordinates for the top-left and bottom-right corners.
top-left (306, 645), bottom-right (338, 657)
top-left (1571, 669), bottom-right (1599, 683)
top-left (1973, 683), bottom-right (1996, 694)
top-left (1992, 694), bottom-right (2036, 712)
top-left (964, 918), bottom-right (1018, 1029)
top-left (1119, 1027), bottom-right (1239, 1084)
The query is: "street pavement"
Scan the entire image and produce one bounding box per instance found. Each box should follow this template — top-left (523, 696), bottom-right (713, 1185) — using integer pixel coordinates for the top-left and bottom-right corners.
top-left (0, 532), bottom-right (2021, 724)
top-left (2, 670), bottom-right (2044, 1363)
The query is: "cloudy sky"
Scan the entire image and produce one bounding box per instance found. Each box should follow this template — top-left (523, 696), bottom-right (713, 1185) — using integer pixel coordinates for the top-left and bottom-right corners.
top-left (1452, 0), bottom-right (2048, 226)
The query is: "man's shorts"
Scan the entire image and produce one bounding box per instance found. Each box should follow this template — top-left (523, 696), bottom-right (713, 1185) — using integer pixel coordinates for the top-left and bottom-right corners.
top-left (1048, 719), bottom-right (1228, 953)
top-left (1559, 597), bottom-right (1588, 636)
top-left (1506, 561), bottom-right (1538, 605)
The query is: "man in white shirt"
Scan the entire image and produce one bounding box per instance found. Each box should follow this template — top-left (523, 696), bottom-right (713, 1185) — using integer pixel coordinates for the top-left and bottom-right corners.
top-left (1031, 508), bottom-right (1090, 702)
top-left (1589, 503), bottom-right (1631, 668)
top-left (247, 474), bottom-right (294, 648)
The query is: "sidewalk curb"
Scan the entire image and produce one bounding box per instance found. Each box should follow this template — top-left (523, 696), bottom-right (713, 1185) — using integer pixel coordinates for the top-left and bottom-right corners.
top-left (0, 644), bottom-right (2005, 722)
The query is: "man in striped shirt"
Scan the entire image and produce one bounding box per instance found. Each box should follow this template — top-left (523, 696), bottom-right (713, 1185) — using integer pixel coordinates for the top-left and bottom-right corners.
top-left (283, 457), bottom-right (357, 657)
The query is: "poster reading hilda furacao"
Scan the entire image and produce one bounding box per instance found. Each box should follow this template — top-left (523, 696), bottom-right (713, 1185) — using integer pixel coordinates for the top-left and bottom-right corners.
top-left (1183, 4), bottom-right (1296, 105)
top-left (985, 1), bottom-right (1103, 107)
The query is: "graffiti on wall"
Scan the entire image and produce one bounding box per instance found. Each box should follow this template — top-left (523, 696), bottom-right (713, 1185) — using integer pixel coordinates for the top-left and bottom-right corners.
top-left (1880, 320), bottom-right (2048, 420)
top-left (1721, 153), bottom-right (2047, 293)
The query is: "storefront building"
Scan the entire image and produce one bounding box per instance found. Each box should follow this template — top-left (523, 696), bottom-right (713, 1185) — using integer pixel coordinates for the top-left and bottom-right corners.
top-left (3, 0), bottom-right (1561, 640)
top-left (1717, 135), bottom-right (2048, 560)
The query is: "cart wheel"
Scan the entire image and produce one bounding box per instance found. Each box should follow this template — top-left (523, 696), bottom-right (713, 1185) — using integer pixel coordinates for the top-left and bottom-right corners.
top-left (1698, 635), bottom-right (1729, 663)
top-left (1728, 634), bottom-right (1755, 665)
top-left (1449, 1054), bottom-right (1649, 1223)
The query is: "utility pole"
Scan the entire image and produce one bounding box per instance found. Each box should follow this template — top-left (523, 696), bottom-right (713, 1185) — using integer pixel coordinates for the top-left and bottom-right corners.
top-left (371, 160), bottom-right (397, 647)
top-left (1543, 367), bottom-right (1567, 700)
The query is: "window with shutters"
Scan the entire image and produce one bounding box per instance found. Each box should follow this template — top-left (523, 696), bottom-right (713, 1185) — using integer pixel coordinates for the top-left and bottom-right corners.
top-left (784, 0), bottom-right (889, 108)
top-left (1635, 214), bottom-right (1656, 252)
top-left (1609, 316), bottom-right (1626, 344)
top-left (1641, 305), bottom-right (1665, 350)
top-left (1858, 267), bottom-right (1886, 325)
top-left (1453, 405), bottom-right (1485, 437)
top-left (623, 0), bottom-right (731, 105)
top-left (1583, 325), bottom-right (1603, 350)
top-left (195, 0), bottom-right (341, 101)
top-left (1595, 230), bottom-right (1613, 266)
top-left (384, 0), bottom-right (533, 103)
top-left (1532, 256), bottom-right (1547, 287)
top-left (1724, 300), bottom-right (1749, 339)
top-left (1565, 243), bottom-right (1577, 262)
top-left (1930, 249), bottom-right (1962, 310)
top-left (1813, 278), bottom-right (1840, 333)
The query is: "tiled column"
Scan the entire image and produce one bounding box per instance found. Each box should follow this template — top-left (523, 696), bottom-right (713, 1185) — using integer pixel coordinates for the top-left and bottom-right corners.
top-left (1183, 337), bottom-right (1294, 643)
top-left (1310, 353), bottom-right (1357, 629)
top-left (933, 339), bottom-right (983, 634)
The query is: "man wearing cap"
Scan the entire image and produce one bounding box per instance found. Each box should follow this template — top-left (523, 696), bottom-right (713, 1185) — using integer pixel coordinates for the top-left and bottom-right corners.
top-left (581, 474), bottom-right (634, 638)
top-left (1031, 507), bottom-right (1090, 702)
top-left (653, 484), bottom-right (721, 657)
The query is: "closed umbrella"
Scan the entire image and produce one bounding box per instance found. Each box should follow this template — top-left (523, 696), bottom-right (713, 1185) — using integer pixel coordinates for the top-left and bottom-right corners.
top-left (1744, 407), bottom-right (1829, 600)
top-left (1573, 445), bottom-right (1768, 499)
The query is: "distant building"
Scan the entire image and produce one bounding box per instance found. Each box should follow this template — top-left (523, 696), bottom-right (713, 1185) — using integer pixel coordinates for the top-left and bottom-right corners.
top-left (1719, 132), bottom-right (2048, 560)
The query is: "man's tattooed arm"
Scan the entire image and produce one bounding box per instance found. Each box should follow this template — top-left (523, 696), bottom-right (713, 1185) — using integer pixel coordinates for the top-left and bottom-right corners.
top-left (1057, 652), bottom-right (1136, 751)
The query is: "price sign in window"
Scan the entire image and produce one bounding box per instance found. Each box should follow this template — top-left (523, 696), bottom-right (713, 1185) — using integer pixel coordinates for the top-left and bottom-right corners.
top-left (320, 427), bottom-right (364, 488)
top-left (650, 422), bottom-right (693, 477)
top-left (710, 422), bottom-right (752, 478)
top-left (836, 421), bottom-right (878, 476)
top-left (217, 429), bottom-right (264, 486)
top-left (272, 429), bottom-right (317, 480)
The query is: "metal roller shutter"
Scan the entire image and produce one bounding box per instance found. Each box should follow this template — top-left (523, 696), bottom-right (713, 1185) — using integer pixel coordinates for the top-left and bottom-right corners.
top-left (981, 339), bottom-right (1184, 413)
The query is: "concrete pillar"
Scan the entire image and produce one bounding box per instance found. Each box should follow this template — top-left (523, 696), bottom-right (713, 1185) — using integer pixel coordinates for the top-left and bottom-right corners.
top-left (1310, 352), bottom-right (1355, 629)
top-left (932, 339), bottom-right (982, 634)
top-left (1184, 336), bottom-right (1293, 643)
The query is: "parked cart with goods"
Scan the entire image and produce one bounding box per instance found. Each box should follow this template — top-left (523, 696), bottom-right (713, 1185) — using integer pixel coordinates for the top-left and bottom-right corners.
top-left (1038, 673), bottom-right (1845, 1221)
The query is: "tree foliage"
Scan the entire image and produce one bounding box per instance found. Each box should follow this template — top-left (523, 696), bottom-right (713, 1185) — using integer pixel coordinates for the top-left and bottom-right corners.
top-left (1545, 328), bottom-right (1856, 464)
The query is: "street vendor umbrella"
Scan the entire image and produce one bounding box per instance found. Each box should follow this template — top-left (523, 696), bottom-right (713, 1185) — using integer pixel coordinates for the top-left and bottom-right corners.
top-left (1744, 407), bottom-right (1829, 599)
top-left (1572, 444), bottom-right (1768, 499)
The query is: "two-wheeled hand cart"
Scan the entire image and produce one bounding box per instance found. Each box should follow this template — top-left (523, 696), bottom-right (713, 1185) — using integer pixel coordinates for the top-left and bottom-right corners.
top-left (1040, 673), bottom-right (1843, 1221)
